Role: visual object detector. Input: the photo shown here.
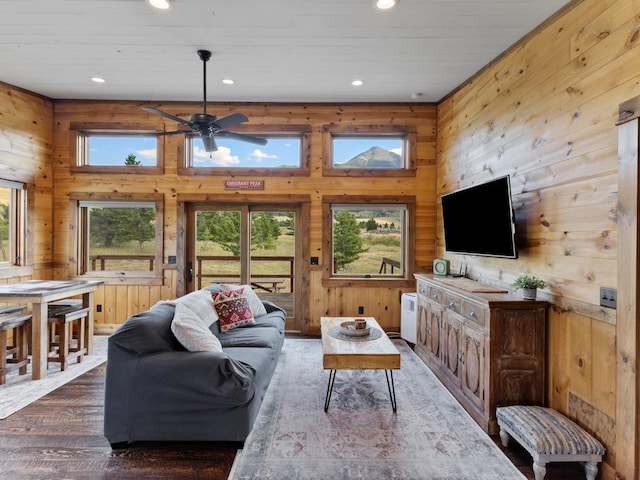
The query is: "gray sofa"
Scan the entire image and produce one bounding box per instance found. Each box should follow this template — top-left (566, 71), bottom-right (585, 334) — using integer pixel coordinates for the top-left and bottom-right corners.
top-left (103, 292), bottom-right (285, 447)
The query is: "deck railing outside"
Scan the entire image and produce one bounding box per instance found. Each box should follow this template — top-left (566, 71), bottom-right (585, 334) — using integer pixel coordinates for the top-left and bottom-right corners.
top-left (90, 254), bottom-right (155, 271)
top-left (196, 255), bottom-right (294, 292)
top-left (379, 256), bottom-right (401, 274)
top-left (89, 254), bottom-right (295, 293)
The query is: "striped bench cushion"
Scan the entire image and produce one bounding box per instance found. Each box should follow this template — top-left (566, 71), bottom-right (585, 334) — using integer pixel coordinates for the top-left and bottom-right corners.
top-left (496, 406), bottom-right (605, 456)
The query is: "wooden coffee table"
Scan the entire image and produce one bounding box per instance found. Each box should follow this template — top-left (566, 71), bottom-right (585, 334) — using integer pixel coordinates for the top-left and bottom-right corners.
top-left (320, 316), bottom-right (401, 412)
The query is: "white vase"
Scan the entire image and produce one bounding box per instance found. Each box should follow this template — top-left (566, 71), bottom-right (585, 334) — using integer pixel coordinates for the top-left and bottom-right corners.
top-left (522, 288), bottom-right (537, 300)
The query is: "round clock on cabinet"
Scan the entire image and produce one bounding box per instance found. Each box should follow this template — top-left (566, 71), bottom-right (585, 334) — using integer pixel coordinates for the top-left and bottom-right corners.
top-left (433, 258), bottom-right (450, 276)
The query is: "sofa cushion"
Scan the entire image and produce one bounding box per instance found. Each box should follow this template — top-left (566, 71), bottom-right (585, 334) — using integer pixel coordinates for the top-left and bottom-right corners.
top-left (251, 312), bottom-right (286, 330)
top-left (217, 320), bottom-right (284, 349)
top-left (213, 288), bottom-right (256, 332)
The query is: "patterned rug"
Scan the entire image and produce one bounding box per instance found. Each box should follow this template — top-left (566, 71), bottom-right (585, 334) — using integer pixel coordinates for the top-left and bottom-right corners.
top-left (228, 338), bottom-right (525, 480)
top-left (0, 335), bottom-right (108, 419)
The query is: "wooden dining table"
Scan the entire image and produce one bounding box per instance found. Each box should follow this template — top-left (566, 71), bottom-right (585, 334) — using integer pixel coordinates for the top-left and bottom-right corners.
top-left (0, 280), bottom-right (103, 380)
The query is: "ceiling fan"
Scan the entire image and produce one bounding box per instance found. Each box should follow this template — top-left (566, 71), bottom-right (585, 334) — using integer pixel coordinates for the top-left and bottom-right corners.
top-left (143, 49), bottom-right (267, 152)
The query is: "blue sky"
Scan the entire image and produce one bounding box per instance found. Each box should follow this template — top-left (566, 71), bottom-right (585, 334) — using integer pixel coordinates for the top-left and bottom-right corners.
top-left (88, 135), bottom-right (403, 168)
top-left (192, 137), bottom-right (301, 168)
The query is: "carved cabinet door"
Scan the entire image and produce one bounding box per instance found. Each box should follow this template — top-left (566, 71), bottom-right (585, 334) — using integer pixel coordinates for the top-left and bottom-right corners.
top-left (417, 299), bottom-right (428, 347)
top-left (415, 296), bottom-right (429, 364)
top-left (460, 325), bottom-right (486, 413)
top-left (416, 296), bottom-right (444, 367)
top-left (442, 312), bottom-right (462, 386)
top-left (425, 302), bottom-right (443, 366)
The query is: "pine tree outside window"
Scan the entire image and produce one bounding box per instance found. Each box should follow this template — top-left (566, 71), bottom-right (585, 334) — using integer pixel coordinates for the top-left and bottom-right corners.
top-left (330, 204), bottom-right (408, 277)
top-left (69, 194), bottom-right (164, 284)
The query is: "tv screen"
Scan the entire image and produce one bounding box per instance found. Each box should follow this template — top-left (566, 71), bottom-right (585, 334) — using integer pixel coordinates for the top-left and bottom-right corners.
top-left (441, 175), bottom-right (517, 258)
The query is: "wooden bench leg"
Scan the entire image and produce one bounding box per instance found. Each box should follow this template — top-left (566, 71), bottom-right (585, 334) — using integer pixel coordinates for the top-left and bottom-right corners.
top-left (584, 461), bottom-right (598, 480)
top-left (533, 461), bottom-right (546, 480)
top-left (499, 428), bottom-right (510, 447)
top-left (59, 323), bottom-right (70, 371)
top-left (17, 323), bottom-right (29, 375)
top-left (75, 316), bottom-right (85, 364)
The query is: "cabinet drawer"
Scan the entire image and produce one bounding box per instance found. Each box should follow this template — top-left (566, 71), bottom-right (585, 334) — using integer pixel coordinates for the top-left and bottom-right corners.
top-left (417, 279), bottom-right (428, 296)
top-left (444, 293), bottom-right (462, 313)
top-left (463, 301), bottom-right (486, 327)
top-left (429, 286), bottom-right (445, 304)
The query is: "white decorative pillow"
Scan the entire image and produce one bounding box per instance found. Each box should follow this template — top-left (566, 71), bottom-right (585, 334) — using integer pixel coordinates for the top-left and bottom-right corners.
top-left (177, 289), bottom-right (218, 325)
top-left (170, 289), bottom-right (221, 352)
top-left (221, 284), bottom-right (267, 317)
top-left (213, 288), bottom-right (256, 332)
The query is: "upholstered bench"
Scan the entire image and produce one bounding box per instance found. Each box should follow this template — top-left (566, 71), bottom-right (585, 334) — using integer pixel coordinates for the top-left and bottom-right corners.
top-left (496, 405), bottom-right (604, 480)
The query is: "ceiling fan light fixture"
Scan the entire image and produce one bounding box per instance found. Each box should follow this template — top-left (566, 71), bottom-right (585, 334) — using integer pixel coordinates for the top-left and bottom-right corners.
top-left (148, 0), bottom-right (171, 10)
top-left (375, 0), bottom-right (397, 10)
top-left (142, 50), bottom-right (267, 153)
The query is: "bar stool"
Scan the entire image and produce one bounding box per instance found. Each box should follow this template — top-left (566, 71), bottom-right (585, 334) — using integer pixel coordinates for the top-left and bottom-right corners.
top-left (48, 306), bottom-right (89, 371)
top-left (0, 312), bottom-right (32, 385)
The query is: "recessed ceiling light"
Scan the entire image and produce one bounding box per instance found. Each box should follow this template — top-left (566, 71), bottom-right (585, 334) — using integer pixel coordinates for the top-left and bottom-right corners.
top-left (352, 80), bottom-right (364, 86)
top-left (375, 0), bottom-right (397, 10)
top-left (148, 0), bottom-right (170, 10)
top-left (222, 78), bottom-right (235, 85)
top-left (91, 77), bottom-right (105, 83)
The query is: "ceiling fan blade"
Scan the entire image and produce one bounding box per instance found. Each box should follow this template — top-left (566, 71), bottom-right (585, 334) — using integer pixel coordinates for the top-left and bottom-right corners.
top-left (217, 131), bottom-right (268, 146)
top-left (211, 113), bottom-right (249, 130)
top-left (202, 135), bottom-right (218, 152)
top-left (143, 107), bottom-right (192, 127)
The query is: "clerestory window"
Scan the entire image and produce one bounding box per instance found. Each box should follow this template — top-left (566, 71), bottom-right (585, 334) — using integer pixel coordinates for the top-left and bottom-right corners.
top-left (70, 125), bottom-right (164, 174)
top-left (323, 125), bottom-right (416, 177)
top-left (180, 126), bottom-right (311, 176)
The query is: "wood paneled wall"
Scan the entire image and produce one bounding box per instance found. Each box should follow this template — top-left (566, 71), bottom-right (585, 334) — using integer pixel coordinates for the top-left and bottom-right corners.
top-left (0, 82), bottom-right (53, 283)
top-left (437, 0), bottom-right (639, 477)
top-left (4, 0), bottom-right (636, 476)
top-left (51, 102), bottom-right (437, 334)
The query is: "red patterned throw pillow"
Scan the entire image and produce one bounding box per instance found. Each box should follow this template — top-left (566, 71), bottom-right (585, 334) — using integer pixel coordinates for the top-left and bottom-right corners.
top-left (212, 288), bottom-right (255, 332)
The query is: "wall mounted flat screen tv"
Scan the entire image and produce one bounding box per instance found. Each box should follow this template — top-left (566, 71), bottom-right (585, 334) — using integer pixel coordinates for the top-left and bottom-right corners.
top-left (441, 175), bottom-right (518, 258)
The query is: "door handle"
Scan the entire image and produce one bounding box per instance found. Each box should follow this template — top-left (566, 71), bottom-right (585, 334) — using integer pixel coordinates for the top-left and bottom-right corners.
top-left (188, 261), bottom-right (193, 283)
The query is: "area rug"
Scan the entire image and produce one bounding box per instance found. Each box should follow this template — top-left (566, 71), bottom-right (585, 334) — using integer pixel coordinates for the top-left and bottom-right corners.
top-left (0, 334), bottom-right (108, 419)
top-left (228, 338), bottom-right (525, 480)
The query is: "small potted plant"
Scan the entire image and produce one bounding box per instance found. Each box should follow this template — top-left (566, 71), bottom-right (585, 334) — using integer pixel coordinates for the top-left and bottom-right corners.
top-left (513, 275), bottom-right (547, 300)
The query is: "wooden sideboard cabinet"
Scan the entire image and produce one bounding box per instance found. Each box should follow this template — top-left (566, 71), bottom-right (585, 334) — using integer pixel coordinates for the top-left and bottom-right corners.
top-left (414, 274), bottom-right (546, 434)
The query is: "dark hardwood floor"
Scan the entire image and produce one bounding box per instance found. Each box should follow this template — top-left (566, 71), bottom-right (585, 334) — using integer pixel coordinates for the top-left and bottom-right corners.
top-left (0, 364), bottom-right (236, 480)
top-left (0, 363), bottom-right (588, 480)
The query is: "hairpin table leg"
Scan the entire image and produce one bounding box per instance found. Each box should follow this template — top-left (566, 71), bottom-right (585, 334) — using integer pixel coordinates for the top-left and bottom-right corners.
top-left (324, 369), bottom-right (337, 412)
top-left (385, 370), bottom-right (397, 412)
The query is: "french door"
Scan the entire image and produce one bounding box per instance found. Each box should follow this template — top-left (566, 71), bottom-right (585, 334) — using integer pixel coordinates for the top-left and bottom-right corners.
top-left (184, 201), bottom-right (304, 332)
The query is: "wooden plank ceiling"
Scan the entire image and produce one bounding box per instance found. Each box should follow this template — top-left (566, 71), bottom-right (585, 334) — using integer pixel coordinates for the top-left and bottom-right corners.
top-left (0, 0), bottom-right (570, 103)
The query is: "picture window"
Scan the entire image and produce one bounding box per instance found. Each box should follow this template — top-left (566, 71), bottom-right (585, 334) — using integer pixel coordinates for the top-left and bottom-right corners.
top-left (322, 196), bottom-right (415, 287)
top-left (69, 194), bottom-right (164, 284)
